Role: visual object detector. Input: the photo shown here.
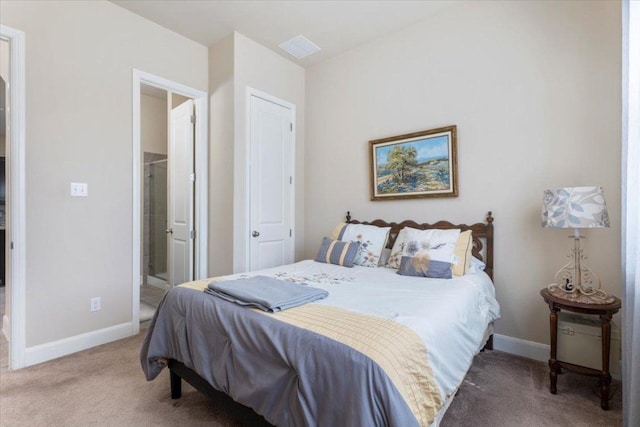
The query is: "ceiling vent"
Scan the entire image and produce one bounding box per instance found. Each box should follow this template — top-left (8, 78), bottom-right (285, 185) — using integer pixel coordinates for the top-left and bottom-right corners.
top-left (279, 35), bottom-right (321, 59)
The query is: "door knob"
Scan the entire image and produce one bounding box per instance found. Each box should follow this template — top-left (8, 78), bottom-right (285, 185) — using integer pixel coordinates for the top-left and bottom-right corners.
top-left (166, 228), bottom-right (173, 234)
top-left (252, 231), bottom-right (260, 237)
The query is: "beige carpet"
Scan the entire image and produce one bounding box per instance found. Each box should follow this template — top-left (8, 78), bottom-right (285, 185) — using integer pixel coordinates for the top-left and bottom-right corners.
top-left (440, 350), bottom-right (622, 427)
top-left (0, 332), bottom-right (622, 426)
top-left (139, 302), bottom-right (157, 323)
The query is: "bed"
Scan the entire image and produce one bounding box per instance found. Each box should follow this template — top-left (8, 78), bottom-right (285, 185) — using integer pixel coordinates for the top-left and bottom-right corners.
top-left (141, 212), bottom-right (499, 426)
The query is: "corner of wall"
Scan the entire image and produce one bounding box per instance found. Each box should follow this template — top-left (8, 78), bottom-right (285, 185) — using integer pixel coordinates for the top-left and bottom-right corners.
top-left (208, 33), bottom-right (236, 276)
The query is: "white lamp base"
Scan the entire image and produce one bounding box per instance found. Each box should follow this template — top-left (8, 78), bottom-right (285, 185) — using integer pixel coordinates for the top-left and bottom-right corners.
top-left (547, 230), bottom-right (613, 304)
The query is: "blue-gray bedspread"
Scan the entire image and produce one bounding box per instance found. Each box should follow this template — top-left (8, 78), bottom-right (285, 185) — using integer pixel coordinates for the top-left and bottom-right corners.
top-left (140, 286), bottom-right (423, 427)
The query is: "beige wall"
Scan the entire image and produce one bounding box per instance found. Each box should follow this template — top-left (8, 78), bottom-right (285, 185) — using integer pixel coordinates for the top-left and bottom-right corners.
top-left (208, 33), bottom-right (235, 276)
top-left (170, 93), bottom-right (190, 109)
top-left (0, 0), bottom-right (208, 347)
top-left (233, 32), bottom-right (306, 273)
top-left (208, 32), bottom-right (305, 275)
top-left (141, 93), bottom-right (168, 155)
top-left (305, 0), bottom-right (622, 345)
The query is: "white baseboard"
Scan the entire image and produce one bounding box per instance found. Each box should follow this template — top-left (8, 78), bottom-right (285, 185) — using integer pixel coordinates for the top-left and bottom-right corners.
top-left (494, 333), bottom-right (550, 362)
top-left (2, 314), bottom-right (9, 341)
top-left (146, 275), bottom-right (168, 290)
top-left (493, 333), bottom-right (621, 380)
top-left (24, 322), bottom-right (133, 367)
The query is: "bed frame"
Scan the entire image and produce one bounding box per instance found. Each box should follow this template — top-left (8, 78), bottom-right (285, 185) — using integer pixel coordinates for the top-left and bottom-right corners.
top-left (168, 211), bottom-right (496, 409)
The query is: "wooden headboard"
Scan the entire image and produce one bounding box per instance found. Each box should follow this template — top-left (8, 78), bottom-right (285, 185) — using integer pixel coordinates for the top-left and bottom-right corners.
top-left (346, 211), bottom-right (494, 280)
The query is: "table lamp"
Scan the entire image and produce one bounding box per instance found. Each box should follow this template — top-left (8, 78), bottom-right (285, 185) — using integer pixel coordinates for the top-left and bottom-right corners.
top-left (542, 186), bottom-right (612, 302)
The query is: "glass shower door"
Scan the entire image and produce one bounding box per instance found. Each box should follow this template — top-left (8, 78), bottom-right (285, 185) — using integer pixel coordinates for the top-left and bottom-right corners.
top-left (144, 157), bottom-right (168, 285)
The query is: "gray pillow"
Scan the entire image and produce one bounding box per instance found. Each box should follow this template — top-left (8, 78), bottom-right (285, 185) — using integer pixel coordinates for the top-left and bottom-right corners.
top-left (397, 256), bottom-right (452, 279)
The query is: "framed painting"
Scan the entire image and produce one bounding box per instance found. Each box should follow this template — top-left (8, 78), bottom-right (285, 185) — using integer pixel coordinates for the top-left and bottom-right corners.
top-left (370, 125), bottom-right (458, 200)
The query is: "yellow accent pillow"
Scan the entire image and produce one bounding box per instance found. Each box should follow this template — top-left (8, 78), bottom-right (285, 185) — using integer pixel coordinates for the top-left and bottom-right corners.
top-left (452, 230), bottom-right (473, 276)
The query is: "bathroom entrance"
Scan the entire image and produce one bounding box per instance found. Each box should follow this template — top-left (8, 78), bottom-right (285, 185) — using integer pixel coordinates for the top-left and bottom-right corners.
top-left (140, 83), bottom-right (194, 323)
top-left (133, 70), bottom-right (207, 333)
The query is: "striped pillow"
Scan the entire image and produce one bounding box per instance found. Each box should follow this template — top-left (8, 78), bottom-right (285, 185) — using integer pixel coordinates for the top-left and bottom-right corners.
top-left (315, 237), bottom-right (361, 267)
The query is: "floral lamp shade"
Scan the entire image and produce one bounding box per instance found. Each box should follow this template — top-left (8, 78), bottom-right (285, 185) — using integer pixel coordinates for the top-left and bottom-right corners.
top-left (542, 186), bottom-right (610, 229)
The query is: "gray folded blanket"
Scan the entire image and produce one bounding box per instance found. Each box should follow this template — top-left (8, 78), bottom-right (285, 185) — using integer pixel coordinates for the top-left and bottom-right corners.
top-left (205, 275), bottom-right (329, 312)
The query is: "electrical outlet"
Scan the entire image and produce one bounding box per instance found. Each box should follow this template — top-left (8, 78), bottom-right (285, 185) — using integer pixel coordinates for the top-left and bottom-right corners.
top-left (90, 297), bottom-right (101, 312)
top-left (70, 182), bottom-right (88, 197)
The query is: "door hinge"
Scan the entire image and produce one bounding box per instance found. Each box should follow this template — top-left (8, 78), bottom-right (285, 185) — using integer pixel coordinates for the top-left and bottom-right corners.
top-left (190, 173), bottom-right (196, 182)
top-left (190, 115), bottom-right (195, 124)
top-left (289, 176), bottom-right (292, 184)
top-left (290, 123), bottom-right (293, 132)
top-left (190, 230), bottom-right (196, 239)
top-left (10, 241), bottom-right (13, 250)
top-left (289, 229), bottom-right (292, 237)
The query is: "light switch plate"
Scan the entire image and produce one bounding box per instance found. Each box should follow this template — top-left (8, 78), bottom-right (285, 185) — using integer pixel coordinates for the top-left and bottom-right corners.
top-left (70, 182), bottom-right (88, 197)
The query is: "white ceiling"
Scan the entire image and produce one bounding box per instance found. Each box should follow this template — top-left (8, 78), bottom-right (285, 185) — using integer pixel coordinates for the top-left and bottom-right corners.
top-left (111, 0), bottom-right (458, 67)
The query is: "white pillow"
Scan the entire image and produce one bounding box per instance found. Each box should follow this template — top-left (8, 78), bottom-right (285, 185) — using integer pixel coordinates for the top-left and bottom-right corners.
top-left (400, 227), bottom-right (461, 264)
top-left (467, 256), bottom-right (486, 274)
top-left (379, 248), bottom-right (392, 267)
top-left (386, 228), bottom-right (408, 269)
top-left (339, 223), bottom-right (391, 268)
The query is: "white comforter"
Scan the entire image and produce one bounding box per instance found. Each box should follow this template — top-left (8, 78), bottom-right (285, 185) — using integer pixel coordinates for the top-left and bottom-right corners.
top-left (223, 259), bottom-right (501, 403)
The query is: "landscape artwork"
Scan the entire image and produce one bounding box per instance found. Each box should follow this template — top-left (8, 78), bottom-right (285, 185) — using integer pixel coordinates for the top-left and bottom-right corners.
top-left (370, 126), bottom-right (458, 200)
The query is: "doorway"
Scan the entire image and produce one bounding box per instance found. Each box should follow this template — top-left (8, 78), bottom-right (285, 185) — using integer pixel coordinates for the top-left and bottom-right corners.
top-left (133, 70), bottom-right (208, 334)
top-left (247, 89), bottom-right (295, 271)
top-left (140, 83), bottom-right (169, 323)
top-left (140, 84), bottom-right (195, 323)
top-left (1, 24), bottom-right (26, 370)
top-left (0, 37), bottom-right (9, 371)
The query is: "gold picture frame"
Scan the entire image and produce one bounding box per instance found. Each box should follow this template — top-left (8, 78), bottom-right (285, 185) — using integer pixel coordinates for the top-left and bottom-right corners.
top-left (370, 125), bottom-right (458, 200)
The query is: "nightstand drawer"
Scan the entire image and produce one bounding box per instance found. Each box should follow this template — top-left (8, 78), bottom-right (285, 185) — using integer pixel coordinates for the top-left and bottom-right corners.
top-left (557, 312), bottom-right (620, 375)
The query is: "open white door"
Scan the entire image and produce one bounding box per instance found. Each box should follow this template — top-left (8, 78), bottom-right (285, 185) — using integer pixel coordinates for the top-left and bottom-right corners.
top-left (249, 94), bottom-right (295, 271)
top-left (168, 99), bottom-right (194, 286)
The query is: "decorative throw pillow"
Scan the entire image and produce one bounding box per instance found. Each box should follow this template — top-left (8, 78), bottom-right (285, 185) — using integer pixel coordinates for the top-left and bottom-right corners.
top-left (386, 228), bottom-right (408, 269)
top-left (401, 227), bottom-right (461, 264)
top-left (397, 255), bottom-right (453, 279)
top-left (338, 223), bottom-right (391, 268)
top-left (452, 230), bottom-right (473, 276)
top-left (314, 237), bottom-right (361, 267)
top-left (379, 248), bottom-right (392, 267)
top-left (329, 223), bottom-right (348, 240)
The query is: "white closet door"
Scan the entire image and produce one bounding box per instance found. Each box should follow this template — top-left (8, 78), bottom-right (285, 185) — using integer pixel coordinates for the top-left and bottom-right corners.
top-left (248, 94), bottom-right (294, 271)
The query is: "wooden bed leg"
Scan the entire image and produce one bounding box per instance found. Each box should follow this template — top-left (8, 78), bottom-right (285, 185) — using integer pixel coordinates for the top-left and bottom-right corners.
top-left (170, 369), bottom-right (182, 399)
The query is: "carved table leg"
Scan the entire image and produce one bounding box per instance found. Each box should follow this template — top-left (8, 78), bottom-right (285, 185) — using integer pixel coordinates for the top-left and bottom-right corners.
top-left (600, 373), bottom-right (612, 410)
top-left (549, 364), bottom-right (558, 394)
top-left (599, 314), bottom-right (613, 410)
top-left (549, 306), bottom-right (559, 394)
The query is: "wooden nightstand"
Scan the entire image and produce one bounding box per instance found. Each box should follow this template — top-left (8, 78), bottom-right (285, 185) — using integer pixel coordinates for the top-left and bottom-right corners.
top-left (540, 288), bottom-right (621, 410)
